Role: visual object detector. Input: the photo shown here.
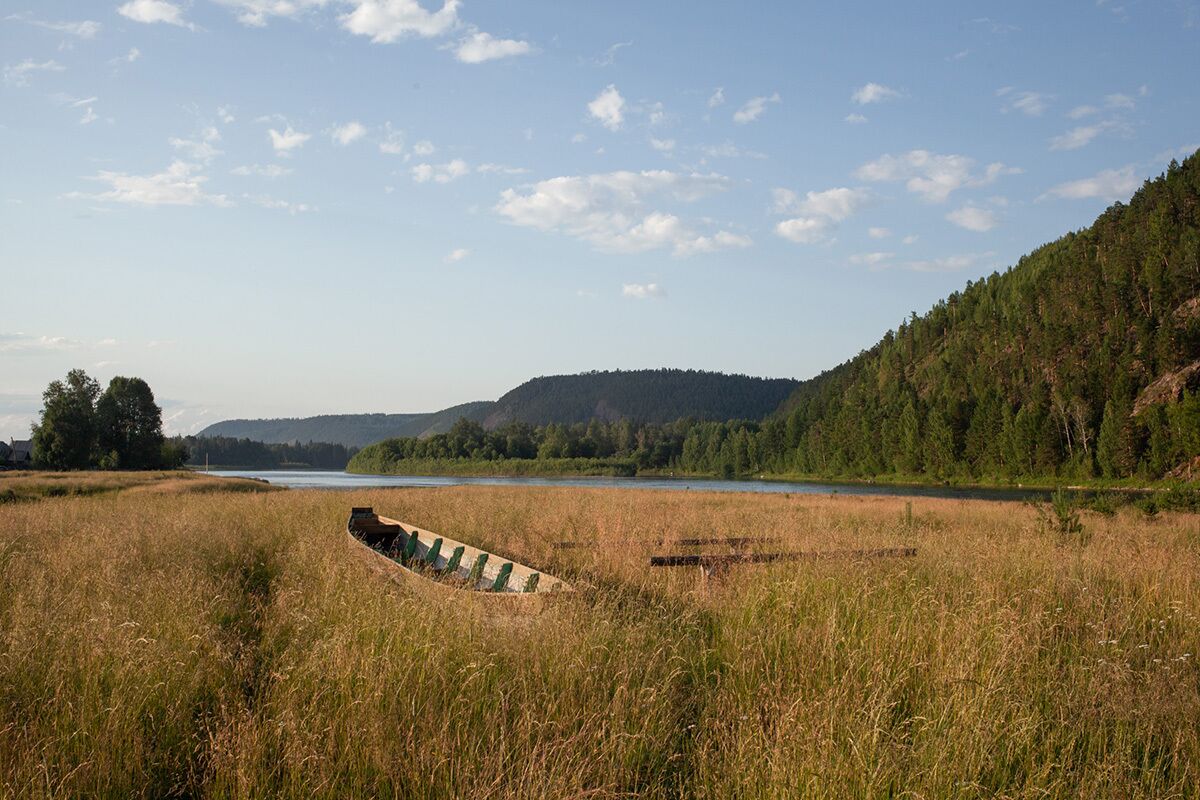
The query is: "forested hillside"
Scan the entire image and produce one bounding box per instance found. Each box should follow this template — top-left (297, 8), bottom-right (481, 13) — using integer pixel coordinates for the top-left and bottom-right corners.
top-left (197, 402), bottom-right (493, 448)
top-left (774, 151), bottom-right (1200, 481)
top-left (180, 436), bottom-right (357, 469)
top-left (481, 369), bottom-right (798, 428)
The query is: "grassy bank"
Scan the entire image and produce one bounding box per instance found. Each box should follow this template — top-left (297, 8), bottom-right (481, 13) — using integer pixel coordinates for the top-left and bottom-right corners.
top-left (3, 483), bottom-right (1200, 796)
top-left (0, 469), bottom-right (280, 504)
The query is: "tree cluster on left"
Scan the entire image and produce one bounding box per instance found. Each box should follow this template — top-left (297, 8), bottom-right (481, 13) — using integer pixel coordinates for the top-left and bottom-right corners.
top-left (30, 369), bottom-right (187, 470)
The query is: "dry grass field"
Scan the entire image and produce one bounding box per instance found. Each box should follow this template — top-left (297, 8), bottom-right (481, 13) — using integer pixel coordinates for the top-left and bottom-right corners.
top-left (2, 476), bottom-right (1199, 798)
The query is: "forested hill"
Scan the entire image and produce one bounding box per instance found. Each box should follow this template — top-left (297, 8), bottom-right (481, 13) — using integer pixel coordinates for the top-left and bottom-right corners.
top-left (200, 370), bottom-right (797, 448)
top-left (198, 402), bottom-right (493, 448)
top-left (774, 151), bottom-right (1200, 480)
top-left (481, 369), bottom-right (799, 428)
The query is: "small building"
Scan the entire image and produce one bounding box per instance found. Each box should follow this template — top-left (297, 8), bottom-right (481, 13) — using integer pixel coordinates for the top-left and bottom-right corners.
top-left (0, 441), bottom-right (9, 465)
top-left (7, 439), bottom-right (33, 468)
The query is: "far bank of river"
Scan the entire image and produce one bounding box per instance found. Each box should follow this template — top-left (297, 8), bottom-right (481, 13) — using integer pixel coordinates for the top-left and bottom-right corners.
top-left (209, 469), bottom-right (1095, 503)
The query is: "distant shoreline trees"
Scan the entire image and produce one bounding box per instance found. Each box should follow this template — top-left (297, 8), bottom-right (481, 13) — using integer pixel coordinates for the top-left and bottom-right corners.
top-left (31, 369), bottom-right (186, 470)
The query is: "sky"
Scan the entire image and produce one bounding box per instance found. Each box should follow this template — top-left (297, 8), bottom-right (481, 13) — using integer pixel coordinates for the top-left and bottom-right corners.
top-left (2, 0), bottom-right (1198, 440)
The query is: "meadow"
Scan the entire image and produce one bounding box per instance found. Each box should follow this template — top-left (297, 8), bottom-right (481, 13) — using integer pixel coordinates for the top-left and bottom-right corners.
top-left (2, 474), bottom-right (1199, 798)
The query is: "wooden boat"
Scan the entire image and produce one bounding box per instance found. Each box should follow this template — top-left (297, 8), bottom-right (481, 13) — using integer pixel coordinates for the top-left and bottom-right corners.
top-left (346, 507), bottom-right (571, 602)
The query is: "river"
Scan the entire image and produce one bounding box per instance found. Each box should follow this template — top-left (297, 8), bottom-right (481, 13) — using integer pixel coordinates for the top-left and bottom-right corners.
top-left (208, 469), bottom-right (1068, 502)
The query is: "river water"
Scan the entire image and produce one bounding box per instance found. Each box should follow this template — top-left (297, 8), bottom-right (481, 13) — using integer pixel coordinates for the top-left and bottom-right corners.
top-left (209, 469), bottom-right (1065, 503)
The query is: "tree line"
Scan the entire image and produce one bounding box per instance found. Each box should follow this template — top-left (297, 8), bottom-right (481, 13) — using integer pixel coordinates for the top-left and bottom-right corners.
top-left (180, 436), bottom-right (358, 469)
top-left (30, 369), bottom-right (187, 470)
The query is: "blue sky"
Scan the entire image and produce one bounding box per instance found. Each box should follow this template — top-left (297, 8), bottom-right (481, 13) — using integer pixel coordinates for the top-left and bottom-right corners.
top-left (2, 0), bottom-right (1198, 439)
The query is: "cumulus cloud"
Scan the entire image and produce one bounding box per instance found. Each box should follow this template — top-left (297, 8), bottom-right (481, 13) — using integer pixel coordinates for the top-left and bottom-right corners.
top-left (997, 87), bottom-right (1051, 116)
top-left (848, 252), bottom-right (893, 266)
top-left (231, 163), bottom-right (293, 178)
top-left (851, 82), bottom-right (900, 104)
top-left (340, 0), bottom-right (460, 43)
top-left (454, 30), bottom-right (531, 63)
top-left (212, 0), bottom-right (332, 26)
top-left (1039, 166), bottom-right (1140, 201)
top-left (707, 87), bottom-right (725, 108)
top-left (169, 126), bottom-right (223, 162)
top-left (622, 282), bottom-right (666, 299)
top-left (412, 139), bottom-right (435, 156)
top-left (411, 159), bottom-right (469, 183)
top-left (844, 113), bottom-right (868, 124)
top-left (268, 126), bottom-right (311, 154)
top-left (70, 161), bottom-right (230, 207)
top-left (946, 205), bottom-right (998, 232)
top-left (868, 226), bottom-right (891, 239)
top-left (331, 121), bottom-right (367, 145)
top-left (495, 170), bottom-right (748, 257)
top-left (79, 106), bottom-right (99, 125)
top-left (117, 0), bottom-right (192, 28)
top-left (444, 247), bottom-right (470, 263)
top-left (379, 123), bottom-right (405, 154)
top-left (733, 92), bottom-right (780, 124)
top-left (649, 137), bottom-right (675, 152)
top-left (854, 149), bottom-right (1020, 203)
top-left (772, 186), bottom-right (871, 244)
top-left (3, 59), bottom-right (65, 87)
top-left (588, 85), bottom-right (625, 131)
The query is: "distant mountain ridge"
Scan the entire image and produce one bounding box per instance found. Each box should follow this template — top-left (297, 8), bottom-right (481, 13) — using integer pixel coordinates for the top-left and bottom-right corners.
top-left (198, 369), bottom-right (798, 448)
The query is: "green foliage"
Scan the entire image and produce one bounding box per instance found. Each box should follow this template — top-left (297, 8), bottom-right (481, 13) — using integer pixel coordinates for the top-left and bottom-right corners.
top-left (1038, 488), bottom-right (1089, 545)
top-left (30, 370), bottom-right (177, 471)
top-left (96, 376), bottom-right (166, 470)
top-left (32, 369), bottom-right (101, 470)
top-left (181, 436), bottom-right (356, 469)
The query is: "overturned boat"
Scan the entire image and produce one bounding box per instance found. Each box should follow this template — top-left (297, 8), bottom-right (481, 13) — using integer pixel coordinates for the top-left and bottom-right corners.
top-left (347, 507), bottom-right (571, 600)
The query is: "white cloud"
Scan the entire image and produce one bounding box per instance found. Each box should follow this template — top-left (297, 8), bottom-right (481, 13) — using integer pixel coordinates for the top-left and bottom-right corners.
top-left (412, 139), bottom-right (435, 156)
top-left (1039, 165), bottom-right (1140, 201)
top-left (231, 163), bottom-right (293, 178)
top-left (622, 282), bottom-right (666, 299)
top-left (79, 106), bottom-right (99, 125)
top-left (268, 126), bottom-right (311, 154)
top-left (902, 234), bottom-right (919, 245)
top-left (851, 82), bottom-right (900, 105)
top-left (331, 121), bottom-right (367, 146)
top-left (379, 122), bottom-right (405, 154)
top-left (247, 194), bottom-right (311, 214)
top-left (8, 15), bottom-right (102, 38)
top-left (476, 162), bottom-right (527, 175)
top-left (1049, 124), bottom-right (1106, 151)
top-left (695, 141), bottom-right (767, 160)
top-left (998, 88), bottom-right (1051, 116)
top-left (707, 87), bottom-right (725, 108)
top-left (844, 113), bottom-right (868, 124)
top-left (733, 92), bottom-right (780, 124)
top-left (0, 333), bottom-right (85, 353)
top-left (588, 85), bottom-right (625, 131)
top-left (444, 247), bottom-right (470, 263)
top-left (411, 159), bottom-right (469, 183)
top-left (1067, 104), bottom-right (1099, 119)
top-left (570, 132), bottom-right (587, 144)
top-left (3, 59), bottom-right (65, 87)
top-left (211, 0), bottom-right (331, 27)
top-left (772, 186), bottom-right (871, 245)
top-left (117, 0), bottom-right (192, 28)
top-left (849, 252), bottom-right (893, 266)
top-left (71, 161), bottom-right (230, 207)
top-left (773, 186), bottom-right (871, 221)
top-left (340, 0), bottom-right (461, 43)
top-left (1104, 92), bottom-right (1135, 110)
top-left (868, 227), bottom-right (891, 239)
top-left (946, 205), bottom-right (997, 232)
top-left (217, 106), bottom-right (235, 124)
top-left (904, 251), bottom-right (996, 272)
top-left (775, 217), bottom-right (829, 244)
top-left (454, 30), bottom-right (531, 63)
top-left (854, 149), bottom-right (1019, 203)
top-left (593, 41), bottom-right (631, 67)
top-left (495, 170), bottom-right (746, 256)
top-left (649, 137), bottom-right (675, 152)
top-left (169, 126), bottom-right (222, 162)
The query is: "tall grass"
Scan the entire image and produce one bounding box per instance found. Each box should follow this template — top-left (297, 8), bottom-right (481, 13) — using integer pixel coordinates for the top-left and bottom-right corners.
top-left (2, 482), bottom-right (1199, 797)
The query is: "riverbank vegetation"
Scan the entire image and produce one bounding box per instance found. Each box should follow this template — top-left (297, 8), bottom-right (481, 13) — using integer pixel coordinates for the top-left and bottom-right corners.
top-left (178, 435), bottom-right (358, 470)
top-left (0, 469), bottom-right (279, 504)
top-left (3, 483), bottom-right (1200, 796)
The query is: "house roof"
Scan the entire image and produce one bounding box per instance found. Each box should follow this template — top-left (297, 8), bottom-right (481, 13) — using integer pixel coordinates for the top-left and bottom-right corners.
top-left (10, 440), bottom-right (32, 458)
